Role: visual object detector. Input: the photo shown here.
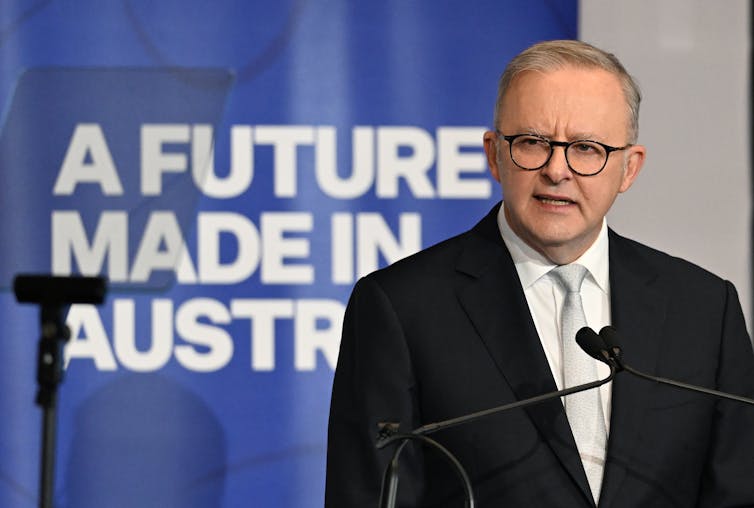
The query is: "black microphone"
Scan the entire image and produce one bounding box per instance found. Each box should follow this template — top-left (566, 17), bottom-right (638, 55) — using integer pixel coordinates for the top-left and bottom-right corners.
top-left (576, 326), bottom-right (624, 371)
top-left (596, 326), bottom-right (623, 367)
top-left (14, 274), bottom-right (107, 306)
top-left (576, 327), bottom-right (612, 365)
top-left (376, 336), bottom-right (618, 508)
top-left (598, 326), bottom-right (754, 406)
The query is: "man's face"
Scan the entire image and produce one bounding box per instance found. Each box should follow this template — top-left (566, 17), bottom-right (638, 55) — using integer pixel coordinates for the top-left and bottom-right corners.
top-left (483, 66), bottom-right (646, 264)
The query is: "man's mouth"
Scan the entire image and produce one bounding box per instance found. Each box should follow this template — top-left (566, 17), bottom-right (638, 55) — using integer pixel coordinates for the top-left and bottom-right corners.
top-left (536, 195), bottom-right (575, 206)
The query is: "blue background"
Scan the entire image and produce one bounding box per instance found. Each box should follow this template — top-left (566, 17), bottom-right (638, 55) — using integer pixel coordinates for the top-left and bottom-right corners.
top-left (0, 2), bottom-right (576, 506)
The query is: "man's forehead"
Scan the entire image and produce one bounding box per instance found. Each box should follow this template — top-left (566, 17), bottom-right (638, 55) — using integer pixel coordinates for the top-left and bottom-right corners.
top-left (499, 66), bottom-right (629, 132)
top-left (506, 65), bottom-right (622, 92)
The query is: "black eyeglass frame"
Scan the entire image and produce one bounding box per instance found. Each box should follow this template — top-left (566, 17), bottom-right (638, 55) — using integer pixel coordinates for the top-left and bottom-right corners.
top-left (497, 131), bottom-right (632, 176)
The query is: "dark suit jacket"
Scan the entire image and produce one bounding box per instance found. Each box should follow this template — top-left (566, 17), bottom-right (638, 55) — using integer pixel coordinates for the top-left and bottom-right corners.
top-left (326, 204), bottom-right (754, 507)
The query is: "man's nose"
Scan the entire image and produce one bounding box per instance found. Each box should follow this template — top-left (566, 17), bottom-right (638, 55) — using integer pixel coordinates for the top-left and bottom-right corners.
top-left (539, 145), bottom-right (572, 183)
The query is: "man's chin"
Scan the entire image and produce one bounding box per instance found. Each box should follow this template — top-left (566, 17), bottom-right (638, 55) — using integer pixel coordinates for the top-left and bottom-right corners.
top-left (524, 227), bottom-right (598, 264)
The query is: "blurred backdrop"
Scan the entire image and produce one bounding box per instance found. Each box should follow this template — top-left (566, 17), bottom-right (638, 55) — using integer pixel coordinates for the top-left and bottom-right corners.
top-left (0, 1), bottom-right (748, 506)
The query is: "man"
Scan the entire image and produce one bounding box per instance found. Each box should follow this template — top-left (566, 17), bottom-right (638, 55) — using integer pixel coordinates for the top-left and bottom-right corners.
top-left (325, 40), bottom-right (754, 507)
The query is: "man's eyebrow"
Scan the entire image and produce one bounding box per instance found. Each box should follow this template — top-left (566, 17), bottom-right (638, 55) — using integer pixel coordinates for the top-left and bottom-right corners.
top-left (506, 124), bottom-right (607, 141)
top-left (523, 128), bottom-right (604, 141)
top-left (568, 132), bottom-right (602, 141)
top-left (513, 126), bottom-right (548, 136)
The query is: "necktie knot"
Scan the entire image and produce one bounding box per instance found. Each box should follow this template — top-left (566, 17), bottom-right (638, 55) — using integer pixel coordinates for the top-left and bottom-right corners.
top-left (550, 264), bottom-right (588, 294)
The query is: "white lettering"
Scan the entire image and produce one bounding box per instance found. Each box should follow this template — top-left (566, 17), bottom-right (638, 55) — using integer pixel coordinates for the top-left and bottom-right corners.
top-left (436, 127), bottom-right (490, 198)
top-left (113, 299), bottom-right (173, 372)
top-left (52, 211), bottom-right (128, 281)
top-left (376, 126), bottom-right (435, 198)
top-left (330, 213), bottom-right (353, 284)
top-left (231, 299), bottom-right (295, 371)
top-left (175, 298), bottom-right (234, 372)
top-left (294, 299), bottom-right (343, 370)
top-left (141, 124), bottom-right (190, 195)
top-left (192, 125), bottom-right (253, 198)
top-left (65, 304), bottom-right (118, 370)
top-left (261, 212), bottom-right (314, 284)
top-left (130, 211), bottom-right (197, 283)
top-left (198, 212), bottom-right (260, 284)
top-left (53, 124), bottom-right (123, 196)
top-left (254, 126), bottom-right (315, 197)
top-left (357, 213), bottom-right (421, 278)
top-left (316, 126), bottom-right (374, 198)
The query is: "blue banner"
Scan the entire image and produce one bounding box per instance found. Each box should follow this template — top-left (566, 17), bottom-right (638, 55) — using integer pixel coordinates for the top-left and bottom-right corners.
top-left (0, 2), bottom-right (577, 506)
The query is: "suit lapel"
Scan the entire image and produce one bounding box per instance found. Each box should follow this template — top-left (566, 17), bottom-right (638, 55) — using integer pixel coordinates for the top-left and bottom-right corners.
top-left (598, 231), bottom-right (667, 507)
top-left (455, 206), bottom-right (595, 506)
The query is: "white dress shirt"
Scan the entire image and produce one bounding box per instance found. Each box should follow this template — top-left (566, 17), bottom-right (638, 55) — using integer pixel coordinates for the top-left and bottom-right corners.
top-left (496, 204), bottom-right (613, 431)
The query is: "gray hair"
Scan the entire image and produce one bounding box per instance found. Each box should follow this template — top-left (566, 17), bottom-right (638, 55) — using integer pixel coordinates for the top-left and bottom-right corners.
top-left (494, 40), bottom-right (641, 143)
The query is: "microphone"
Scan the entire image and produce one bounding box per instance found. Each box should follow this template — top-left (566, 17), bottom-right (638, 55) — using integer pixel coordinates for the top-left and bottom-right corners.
top-left (576, 326), bottom-right (623, 370)
top-left (596, 326), bottom-right (623, 366)
top-left (598, 326), bottom-right (754, 406)
top-left (376, 337), bottom-right (617, 508)
top-left (576, 327), bottom-right (612, 364)
top-left (14, 274), bottom-right (107, 306)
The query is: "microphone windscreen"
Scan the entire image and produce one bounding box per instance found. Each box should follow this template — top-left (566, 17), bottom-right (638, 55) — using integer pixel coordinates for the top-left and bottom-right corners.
top-left (576, 327), bottom-right (607, 362)
top-left (599, 326), bottom-right (620, 349)
top-left (14, 274), bottom-right (107, 305)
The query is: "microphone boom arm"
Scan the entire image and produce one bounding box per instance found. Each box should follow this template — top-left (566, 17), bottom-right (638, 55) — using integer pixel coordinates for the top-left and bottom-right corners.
top-left (620, 363), bottom-right (754, 406)
top-left (375, 364), bottom-right (617, 508)
top-left (598, 326), bottom-right (754, 407)
top-left (387, 366), bottom-right (617, 440)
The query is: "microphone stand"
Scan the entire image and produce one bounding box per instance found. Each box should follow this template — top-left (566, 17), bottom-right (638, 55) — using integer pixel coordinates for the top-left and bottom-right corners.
top-left (378, 433), bottom-right (475, 508)
top-left (376, 365), bottom-right (618, 508)
top-left (34, 303), bottom-right (70, 508)
top-left (14, 274), bottom-right (107, 508)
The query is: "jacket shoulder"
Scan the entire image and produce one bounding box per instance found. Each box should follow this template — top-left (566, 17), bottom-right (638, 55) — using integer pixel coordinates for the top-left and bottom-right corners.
top-left (363, 204), bottom-right (505, 292)
top-left (609, 230), bottom-right (729, 288)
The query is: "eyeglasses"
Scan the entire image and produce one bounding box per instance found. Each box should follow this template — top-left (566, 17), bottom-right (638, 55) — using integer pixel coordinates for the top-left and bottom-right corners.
top-left (497, 132), bottom-right (632, 176)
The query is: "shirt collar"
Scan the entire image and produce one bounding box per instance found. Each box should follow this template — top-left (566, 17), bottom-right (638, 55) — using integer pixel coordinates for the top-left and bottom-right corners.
top-left (497, 203), bottom-right (610, 293)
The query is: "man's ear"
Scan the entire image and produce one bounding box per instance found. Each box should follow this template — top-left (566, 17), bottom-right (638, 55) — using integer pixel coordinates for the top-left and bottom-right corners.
top-left (483, 130), bottom-right (501, 182)
top-left (619, 144), bottom-right (646, 193)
